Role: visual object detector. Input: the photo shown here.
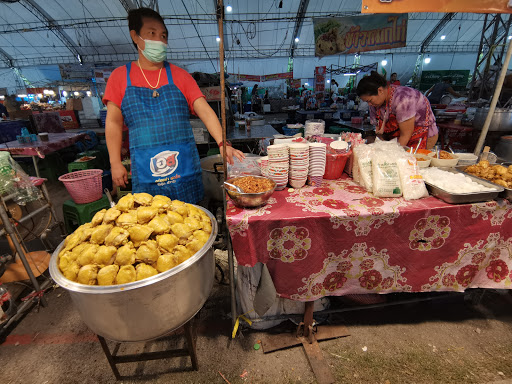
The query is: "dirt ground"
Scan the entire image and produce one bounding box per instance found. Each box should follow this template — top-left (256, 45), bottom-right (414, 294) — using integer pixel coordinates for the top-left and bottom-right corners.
top-left (1, 278), bottom-right (512, 384)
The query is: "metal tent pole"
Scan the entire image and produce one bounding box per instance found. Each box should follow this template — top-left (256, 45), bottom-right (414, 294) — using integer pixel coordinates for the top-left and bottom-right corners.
top-left (474, 38), bottom-right (512, 155)
top-left (216, 0), bottom-right (237, 328)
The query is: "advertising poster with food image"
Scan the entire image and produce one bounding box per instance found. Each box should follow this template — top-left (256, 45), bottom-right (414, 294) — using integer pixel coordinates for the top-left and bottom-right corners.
top-left (313, 14), bottom-right (408, 57)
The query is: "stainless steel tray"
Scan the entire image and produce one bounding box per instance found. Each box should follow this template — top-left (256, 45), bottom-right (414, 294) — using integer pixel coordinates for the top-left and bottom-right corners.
top-left (455, 164), bottom-right (512, 202)
top-left (424, 169), bottom-right (504, 204)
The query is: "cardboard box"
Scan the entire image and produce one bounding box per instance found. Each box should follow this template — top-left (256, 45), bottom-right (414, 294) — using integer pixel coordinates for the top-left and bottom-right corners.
top-left (66, 98), bottom-right (83, 111)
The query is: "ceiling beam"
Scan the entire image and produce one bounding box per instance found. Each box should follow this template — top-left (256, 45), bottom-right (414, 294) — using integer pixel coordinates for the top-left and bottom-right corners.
top-left (289, 0), bottom-right (310, 58)
top-left (20, 0), bottom-right (82, 62)
top-left (0, 48), bottom-right (15, 68)
top-left (420, 13), bottom-right (456, 53)
top-left (119, 0), bottom-right (139, 12)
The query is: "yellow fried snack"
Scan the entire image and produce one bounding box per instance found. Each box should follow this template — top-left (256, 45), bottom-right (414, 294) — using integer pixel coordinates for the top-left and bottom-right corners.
top-left (136, 263), bottom-right (158, 281)
top-left (104, 227), bottom-right (129, 247)
top-left (116, 210), bottom-right (138, 227)
top-left (174, 245), bottom-right (193, 264)
top-left (93, 245), bottom-right (117, 266)
top-left (171, 200), bottom-right (189, 217)
top-left (137, 206), bottom-right (159, 224)
top-left (184, 217), bottom-right (202, 232)
top-left (77, 265), bottom-right (99, 285)
top-left (148, 215), bottom-right (171, 235)
top-left (91, 209), bottom-right (107, 226)
top-left (171, 223), bottom-right (192, 240)
top-left (115, 265), bottom-right (136, 284)
top-left (116, 193), bottom-right (134, 212)
top-left (136, 240), bottom-right (160, 264)
top-left (97, 265), bottom-right (120, 286)
top-left (90, 224), bottom-right (114, 244)
top-left (156, 253), bottom-right (179, 272)
top-left (102, 208), bottom-right (122, 224)
top-left (133, 192), bottom-right (153, 206)
top-left (151, 195), bottom-right (172, 211)
top-left (128, 224), bottom-right (153, 247)
top-left (115, 242), bottom-right (136, 266)
top-left (62, 261), bottom-right (81, 282)
top-left (166, 210), bottom-right (184, 225)
top-left (77, 243), bottom-right (99, 266)
top-left (156, 234), bottom-right (179, 253)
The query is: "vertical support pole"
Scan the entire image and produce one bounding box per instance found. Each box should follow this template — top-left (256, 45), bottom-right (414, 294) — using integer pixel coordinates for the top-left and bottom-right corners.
top-left (303, 301), bottom-right (315, 339)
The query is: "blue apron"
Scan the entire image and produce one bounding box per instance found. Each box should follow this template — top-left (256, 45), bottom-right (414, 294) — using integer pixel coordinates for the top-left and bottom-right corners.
top-left (121, 62), bottom-right (204, 203)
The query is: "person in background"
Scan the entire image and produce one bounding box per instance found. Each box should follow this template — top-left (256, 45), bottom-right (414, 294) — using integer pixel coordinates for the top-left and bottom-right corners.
top-left (330, 79), bottom-right (339, 95)
top-left (103, 7), bottom-right (244, 203)
top-left (425, 77), bottom-right (461, 105)
top-left (251, 84), bottom-right (260, 112)
top-left (0, 98), bottom-right (8, 118)
top-left (388, 73), bottom-right (400, 86)
top-left (357, 71), bottom-right (438, 150)
top-left (3, 95), bottom-right (20, 115)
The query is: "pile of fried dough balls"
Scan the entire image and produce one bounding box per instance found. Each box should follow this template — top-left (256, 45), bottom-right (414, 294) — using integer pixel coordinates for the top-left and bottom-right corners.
top-left (465, 160), bottom-right (512, 189)
top-left (58, 193), bottom-right (212, 286)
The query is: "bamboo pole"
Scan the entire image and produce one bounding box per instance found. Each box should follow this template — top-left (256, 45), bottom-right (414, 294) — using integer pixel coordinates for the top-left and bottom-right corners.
top-left (474, 38), bottom-right (512, 155)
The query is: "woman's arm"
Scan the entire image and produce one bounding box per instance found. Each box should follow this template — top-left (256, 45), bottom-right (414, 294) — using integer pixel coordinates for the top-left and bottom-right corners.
top-left (105, 101), bottom-right (128, 187)
top-left (425, 86), bottom-right (434, 97)
top-left (193, 97), bottom-right (245, 164)
top-left (397, 117), bottom-right (415, 147)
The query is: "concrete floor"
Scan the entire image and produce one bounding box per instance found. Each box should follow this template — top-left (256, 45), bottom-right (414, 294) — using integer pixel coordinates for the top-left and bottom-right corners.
top-left (1, 116), bottom-right (512, 383)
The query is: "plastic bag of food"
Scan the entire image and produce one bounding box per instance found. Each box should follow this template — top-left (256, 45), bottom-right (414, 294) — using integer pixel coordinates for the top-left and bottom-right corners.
top-left (227, 155), bottom-right (261, 177)
top-left (372, 148), bottom-right (402, 197)
top-left (354, 144), bottom-right (374, 192)
top-left (397, 154), bottom-right (428, 200)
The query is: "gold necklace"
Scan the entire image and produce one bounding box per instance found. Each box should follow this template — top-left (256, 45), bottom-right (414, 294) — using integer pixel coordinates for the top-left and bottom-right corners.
top-left (138, 59), bottom-right (163, 98)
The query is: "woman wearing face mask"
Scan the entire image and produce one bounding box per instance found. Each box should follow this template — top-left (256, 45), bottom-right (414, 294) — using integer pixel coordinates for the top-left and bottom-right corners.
top-left (357, 71), bottom-right (438, 150)
top-left (103, 8), bottom-right (244, 203)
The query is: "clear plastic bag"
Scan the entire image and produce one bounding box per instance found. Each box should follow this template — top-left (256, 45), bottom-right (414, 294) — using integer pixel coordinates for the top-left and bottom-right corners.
top-left (227, 155), bottom-right (262, 178)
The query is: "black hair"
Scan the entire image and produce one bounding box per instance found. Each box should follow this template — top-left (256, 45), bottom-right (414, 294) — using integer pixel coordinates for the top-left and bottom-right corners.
top-left (391, 72), bottom-right (397, 76)
top-left (443, 77), bottom-right (452, 83)
top-left (356, 71), bottom-right (387, 96)
top-left (128, 8), bottom-right (167, 49)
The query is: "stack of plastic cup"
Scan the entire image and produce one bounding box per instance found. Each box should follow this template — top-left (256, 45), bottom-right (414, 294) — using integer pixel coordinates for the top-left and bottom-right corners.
top-left (308, 143), bottom-right (327, 186)
top-left (288, 143), bottom-right (309, 189)
top-left (267, 144), bottom-right (289, 190)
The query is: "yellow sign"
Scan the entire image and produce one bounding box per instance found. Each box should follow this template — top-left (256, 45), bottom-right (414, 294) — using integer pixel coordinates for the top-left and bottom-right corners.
top-left (361, 0), bottom-right (512, 14)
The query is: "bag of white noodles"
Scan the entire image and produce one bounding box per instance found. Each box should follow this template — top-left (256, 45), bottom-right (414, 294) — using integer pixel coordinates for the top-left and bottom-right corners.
top-left (371, 145), bottom-right (402, 197)
top-left (354, 144), bottom-right (374, 192)
top-left (397, 153), bottom-right (428, 200)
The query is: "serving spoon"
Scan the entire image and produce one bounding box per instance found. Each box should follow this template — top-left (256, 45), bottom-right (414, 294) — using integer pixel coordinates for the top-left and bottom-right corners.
top-left (223, 181), bottom-right (244, 193)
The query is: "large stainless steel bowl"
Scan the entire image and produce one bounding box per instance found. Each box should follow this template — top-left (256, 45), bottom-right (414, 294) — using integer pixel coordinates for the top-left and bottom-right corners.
top-left (49, 205), bottom-right (218, 342)
top-left (473, 108), bottom-right (512, 132)
top-left (225, 175), bottom-right (276, 208)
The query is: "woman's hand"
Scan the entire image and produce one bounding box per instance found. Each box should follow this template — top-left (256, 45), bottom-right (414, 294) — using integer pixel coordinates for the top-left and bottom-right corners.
top-left (111, 162), bottom-right (128, 188)
top-left (220, 145), bottom-right (245, 165)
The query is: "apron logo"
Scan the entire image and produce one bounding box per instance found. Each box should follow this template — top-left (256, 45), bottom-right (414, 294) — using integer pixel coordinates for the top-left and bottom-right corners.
top-left (150, 150), bottom-right (179, 177)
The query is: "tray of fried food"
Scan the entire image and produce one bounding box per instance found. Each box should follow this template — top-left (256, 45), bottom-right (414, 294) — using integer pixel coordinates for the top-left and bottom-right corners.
top-left (456, 160), bottom-right (512, 201)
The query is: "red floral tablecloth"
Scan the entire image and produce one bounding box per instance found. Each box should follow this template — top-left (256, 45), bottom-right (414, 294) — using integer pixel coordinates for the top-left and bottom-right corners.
top-left (0, 133), bottom-right (86, 159)
top-left (226, 176), bottom-right (512, 301)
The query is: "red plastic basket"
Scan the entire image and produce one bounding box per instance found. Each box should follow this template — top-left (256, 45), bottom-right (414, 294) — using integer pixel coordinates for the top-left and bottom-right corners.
top-left (323, 150), bottom-right (352, 180)
top-left (58, 169), bottom-right (103, 204)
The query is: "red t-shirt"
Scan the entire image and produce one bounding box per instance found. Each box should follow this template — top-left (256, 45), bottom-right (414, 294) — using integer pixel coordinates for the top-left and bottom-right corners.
top-left (103, 62), bottom-right (204, 115)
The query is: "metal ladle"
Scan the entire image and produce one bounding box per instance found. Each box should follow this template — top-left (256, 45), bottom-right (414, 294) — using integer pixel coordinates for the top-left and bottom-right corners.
top-left (223, 181), bottom-right (244, 193)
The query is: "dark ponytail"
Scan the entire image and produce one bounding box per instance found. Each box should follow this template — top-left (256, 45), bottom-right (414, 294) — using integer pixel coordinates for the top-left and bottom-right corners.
top-left (356, 71), bottom-right (387, 96)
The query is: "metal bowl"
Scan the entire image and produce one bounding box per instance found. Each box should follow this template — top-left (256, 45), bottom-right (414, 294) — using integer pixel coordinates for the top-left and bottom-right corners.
top-left (225, 175), bottom-right (276, 208)
top-left (49, 205), bottom-right (218, 342)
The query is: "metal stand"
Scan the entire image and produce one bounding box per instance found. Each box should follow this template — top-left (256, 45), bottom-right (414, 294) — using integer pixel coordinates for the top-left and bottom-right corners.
top-left (260, 302), bottom-right (350, 384)
top-left (98, 321), bottom-right (198, 380)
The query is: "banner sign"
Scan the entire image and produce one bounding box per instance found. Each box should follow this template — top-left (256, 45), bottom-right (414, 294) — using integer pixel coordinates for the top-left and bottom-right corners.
top-left (200, 86), bottom-right (222, 102)
top-left (313, 14), bottom-right (408, 57)
top-left (94, 69), bottom-right (113, 84)
top-left (314, 66), bottom-right (326, 92)
top-left (233, 72), bottom-right (293, 82)
top-left (419, 70), bottom-right (470, 91)
top-left (361, 0), bottom-right (512, 14)
top-left (291, 79), bottom-right (301, 89)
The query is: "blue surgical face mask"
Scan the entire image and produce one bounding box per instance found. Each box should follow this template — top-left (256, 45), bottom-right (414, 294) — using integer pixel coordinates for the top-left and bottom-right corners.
top-left (138, 36), bottom-right (167, 63)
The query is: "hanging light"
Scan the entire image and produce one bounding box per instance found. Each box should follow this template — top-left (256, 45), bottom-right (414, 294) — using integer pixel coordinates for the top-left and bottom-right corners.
top-left (381, 59), bottom-right (388, 66)
top-left (216, 36), bottom-right (221, 42)
top-left (326, 79), bottom-right (330, 83)
top-left (37, 93), bottom-right (43, 98)
top-left (508, 36), bottom-right (512, 40)
top-left (424, 57), bottom-right (431, 64)
top-left (73, 91), bottom-right (79, 96)
top-left (86, 91), bottom-right (92, 96)
top-left (440, 35), bottom-right (446, 40)
top-left (226, 5), bottom-right (232, 12)
top-left (62, 91), bottom-right (68, 97)
top-left (295, 37), bottom-right (299, 43)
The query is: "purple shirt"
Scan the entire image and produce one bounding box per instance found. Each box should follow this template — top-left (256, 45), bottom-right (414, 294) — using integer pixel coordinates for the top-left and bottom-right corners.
top-left (369, 86), bottom-right (438, 137)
